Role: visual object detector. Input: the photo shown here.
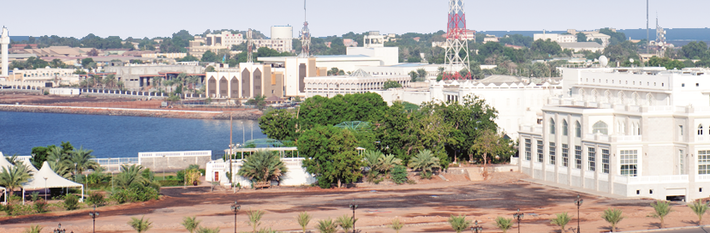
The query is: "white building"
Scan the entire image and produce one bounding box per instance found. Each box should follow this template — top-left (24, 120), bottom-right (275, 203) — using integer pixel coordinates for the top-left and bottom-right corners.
top-left (518, 67), bottom-right (710, 201)
top-left (205, 148), bottom-right (316, 187)
top-left (304, 69), bottom-right (410, 98)
top-left (534, 32), bottom-right (576, 44)
top-left (559, 42), bottom-right (605, 53)
top-left (190, 26), bottom-right (294, 58)
top-left (204, 62), bottom-right (283, 99)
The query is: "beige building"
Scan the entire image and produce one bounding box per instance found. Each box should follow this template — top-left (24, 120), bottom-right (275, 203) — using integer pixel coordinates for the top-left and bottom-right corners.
top-left (204, 62), bottom-right (284, 100)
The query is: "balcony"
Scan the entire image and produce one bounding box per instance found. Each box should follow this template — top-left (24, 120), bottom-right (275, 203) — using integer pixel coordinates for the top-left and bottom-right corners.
top-left (622, 175), bottom-right (689, 185)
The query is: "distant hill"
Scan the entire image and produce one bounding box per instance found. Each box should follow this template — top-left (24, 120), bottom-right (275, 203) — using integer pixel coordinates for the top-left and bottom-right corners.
top-left (9, 36), bottom-right (29, 42)
top-left (480, 28), bottom-right (710, 44)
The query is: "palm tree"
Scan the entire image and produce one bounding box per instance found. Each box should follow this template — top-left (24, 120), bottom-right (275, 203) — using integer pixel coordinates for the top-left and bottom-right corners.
top-left (182, 216), bottom-right (201, 233)
top-left (237, 150), bottom-right (287, 184)
top-left (4, 153), bottom-right (21, 166)
top-left (128, 216), bottom-right (153, 233)
top-left (689, 200), bottom-right (708, 225)
top-left (23, 225), bottom-right (43, 233)
top-left (648, 201), bottom-right (671, 229)
top-left (196, 226), bottom-right (220, 233)
top-left (115, 164), bottom-right (151, 189)
top-left (315, 218), bottom-right (338, 233)
top-left (0, 165), bottom-right (32, 196)
top-left (335, 214), bottom-right (356, 233)
top-left (448, 214), bottom-right (471, 233)
top-left (69, 146), bottom-right (98, 175)
top-left (246, 95), bottom-right (267, 110)
top-left (379, 154), bottom-right (402, 174)
top-left (550, 212), bottom-right (571, 232)
top-left (602, 208), bottom-right (624, 232)
top-left (495, 217), bottom-right (513, 233)
top-left (390, 218), bottom-right (404, 233)
top-left (362, 150), bottom-right (384, 172)
top-left (408, 149), bottom-right (441, 178)
top-left (297, 211), bottom-right (312, 233)
top-left (247, 209), bottom-right (265, 233)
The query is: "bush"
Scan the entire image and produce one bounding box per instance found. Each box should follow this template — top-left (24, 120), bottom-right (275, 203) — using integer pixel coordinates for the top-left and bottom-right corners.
top-left (158, 179), bottom-right (183, 187)
top-left (111, 186), bottom-right (159, 204)
top-left (87, 192), bottom-right (106, 207)
top-left (176, 170), bottom-right (185, 181)
top-left (33, 199), bottom-right (48, 213)
top-left (391, 165), bottom-right (408, 185)
top-left (2, 203), bottom-right (14, 216)
top-left (64, 194), bottom-right (79, 210)
top-left (30, 192), bottom-right (40, 201)
top-left (43, 91), bottom-right (49, 95)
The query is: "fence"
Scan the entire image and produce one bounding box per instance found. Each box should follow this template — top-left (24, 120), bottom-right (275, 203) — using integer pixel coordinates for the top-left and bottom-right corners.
top-left (90, 157), bottom-right (140, 172)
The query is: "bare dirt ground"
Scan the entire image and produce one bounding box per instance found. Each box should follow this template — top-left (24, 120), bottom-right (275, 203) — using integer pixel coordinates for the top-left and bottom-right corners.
top-left (0, 172), bottom-right (702, 233)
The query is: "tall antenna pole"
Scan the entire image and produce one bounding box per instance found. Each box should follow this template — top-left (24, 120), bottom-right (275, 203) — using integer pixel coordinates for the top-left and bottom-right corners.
top-left (299, 0), bottom-right (311, 57)
top-left (247, 29), bottom-right (253, 63)
top-left (444, 0), bottom-right (471, 80)
top-left (646, 0), bottom-right (649, 54)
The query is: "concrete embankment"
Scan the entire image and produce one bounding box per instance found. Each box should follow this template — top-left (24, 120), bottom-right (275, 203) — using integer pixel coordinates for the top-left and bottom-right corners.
top-left (0, 104), bottom-right (262, 120)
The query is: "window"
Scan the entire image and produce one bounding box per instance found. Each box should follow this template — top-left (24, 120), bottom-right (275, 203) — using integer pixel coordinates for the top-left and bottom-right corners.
top-left (699, 125), bottom-right (704, 135)
top-left (620, 150), bottom-right (638, 176)
top-left (575, 121), bottom-right (582, 137)
top-left (679, 149), bottom-right (685, 175)
top-left (602, 149), bottom-right (610, 174)
top-left (588, 147), bottom-right (596, 171)
top-left (562, 144), bottom-right (569, 167)
top-left (593, 121), bottom-right (608, 135)
top-left (550, 118), bottom-right (556, 134)
top-left (699, 150), bottom-right (710, 174)
top-left (562, 120), bottom-right (569, 136)
top-left (524, 139), bottom-right (531, 161)
top-left (680, 125), bottom-right (684, 136)
top-left (549, 142), bottom-right (556, 165)
top-left (537, 140), bottom-right (543, 163)
top-left (575, 146), bottom-right (582, 169)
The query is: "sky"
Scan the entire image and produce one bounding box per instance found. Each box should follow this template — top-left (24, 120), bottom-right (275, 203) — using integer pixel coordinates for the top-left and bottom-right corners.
top-left (1, 0), bottom-right (708, 39)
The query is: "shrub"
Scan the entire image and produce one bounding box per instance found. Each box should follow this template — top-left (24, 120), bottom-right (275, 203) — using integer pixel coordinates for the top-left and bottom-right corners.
top-left (111, 189), bottom-right (129, 204)
top-left (158, 179), bottom-right (183, 187)
top-left (87, 192), bottom-right (106, 207)
top-left (2, 203), bottom-right (14, 216)
top-left (64, 194), bottom-right (79, 210)
top-left (390, 165), bottom-right (408, 184)
top-left (33, 199), bottom-right (48, 213)
top-left (30, 192), bottom-right (40, 201)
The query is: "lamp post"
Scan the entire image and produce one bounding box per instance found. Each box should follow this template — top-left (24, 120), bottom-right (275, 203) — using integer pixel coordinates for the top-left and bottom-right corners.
top-left (89, 205), bottom-right (99, 233)
top-left (53, 223), bottom-right (65, 233)
top-left (513, 209), bottom-right (524, 233)
top-left (74, 163), bottom-right (78, 182)
top-left (349, 200), bottom-right (358, 233)
top-left (575, 194), bottom-right (583, 233)
top-left (230, 201), bottom-right (241, 233)
top-left (43, 177), bottom-right (48, 201)
top-left (470, 220), bottom-right (483, 233)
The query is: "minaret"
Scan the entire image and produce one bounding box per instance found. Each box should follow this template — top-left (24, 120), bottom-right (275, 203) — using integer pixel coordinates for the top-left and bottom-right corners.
top-left (247, 29), bottom-right (253, 63)
top-left (299, 0), bottom-right (311, 57)
top-left (1, 26), bottom-right (9, 77)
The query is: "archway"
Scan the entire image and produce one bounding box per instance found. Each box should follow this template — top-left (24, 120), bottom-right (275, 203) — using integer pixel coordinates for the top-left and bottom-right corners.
top-left (242, 69), bottom-right (251, 98)
top-left (230, 76), bottom-right (239, 98)
top-left (207, 76), bottom-right (217, 97)
top-left (219, 77), bottom-right (228, 97)
top-left (253, 69), bottom-right (262, 97)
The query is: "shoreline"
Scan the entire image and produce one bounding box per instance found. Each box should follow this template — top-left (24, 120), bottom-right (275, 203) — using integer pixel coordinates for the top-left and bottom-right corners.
top-left (0, 104), bottom-right (263, 120)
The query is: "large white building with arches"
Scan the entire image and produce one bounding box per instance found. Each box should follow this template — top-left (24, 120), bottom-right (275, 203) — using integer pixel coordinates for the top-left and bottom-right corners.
top-left (205, 63), bottom-right (283, 99)
top-left (518, 67), bottom-right (710, 202)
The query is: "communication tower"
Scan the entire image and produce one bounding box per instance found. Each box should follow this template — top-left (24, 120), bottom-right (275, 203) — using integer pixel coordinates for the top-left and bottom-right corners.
top-left (247, 29), bottom-right (254, 63)
top-left (444, 0), bottom-right (471, 80)
top-left (299, 0), bottom-right (311, 57)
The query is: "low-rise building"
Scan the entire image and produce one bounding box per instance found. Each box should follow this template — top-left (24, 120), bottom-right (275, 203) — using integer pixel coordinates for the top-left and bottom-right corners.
top-left (559, 42), bottom-right (604, 53)
top-left (304, 69), bottom-right (410, 98)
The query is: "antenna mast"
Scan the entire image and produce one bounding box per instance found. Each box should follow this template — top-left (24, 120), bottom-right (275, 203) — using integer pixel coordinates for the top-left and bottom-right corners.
top-left (444, 0), bottom-right (471, 80)
top-left (299, 0), bottom-right (311, 57)
top-left (247, 28), bottom-right (253, 63)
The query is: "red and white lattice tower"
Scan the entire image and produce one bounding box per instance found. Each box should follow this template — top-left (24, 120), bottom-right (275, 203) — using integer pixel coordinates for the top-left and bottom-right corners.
top-left (247, 28), bottom-right (254, 63)
top-left (444, 0), bottom-right (470, 80)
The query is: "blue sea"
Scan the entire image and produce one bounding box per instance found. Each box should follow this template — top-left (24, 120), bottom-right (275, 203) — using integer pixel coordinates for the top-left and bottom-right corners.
top-left (0, 111), bottom-right (267, 158)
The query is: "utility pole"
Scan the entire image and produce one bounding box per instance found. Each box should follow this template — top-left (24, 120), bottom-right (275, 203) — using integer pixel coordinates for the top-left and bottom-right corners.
top-left (646, 0), bottom-right (649, 54)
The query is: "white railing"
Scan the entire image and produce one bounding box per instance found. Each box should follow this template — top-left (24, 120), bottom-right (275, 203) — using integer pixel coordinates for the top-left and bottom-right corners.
top-left (570, 169), bottom-right (581, 176)
top-left (697, 174), bottom-right (710, 181)
top-left (676, 106), bottom-right (688, 113)
top-left (599, 174), bottom-right (609, 181)
top-left (646, 106), bottom-right (674, 112)
top-left (533, 163), bottom-right (542, 169)
top-left (585, 133), bottom-right (610, 142)
top-left (584, 170), bottom-right (596, 178)
top-left (613, 135), bottom-right (642, 142)
top-left (614, 175), bottom-right (628, 183)
top-left (696, 135), bottom-right (710, 142)
top-left (138, 150), bottom-right (211, 158)
top-left (626, 175), bottom-right (688, 184)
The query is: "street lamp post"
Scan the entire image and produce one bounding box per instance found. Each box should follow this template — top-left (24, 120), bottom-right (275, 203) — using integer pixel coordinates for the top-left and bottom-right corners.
top-left (53, 223), bottom-right (65, 233)
top-left (575, 194), bottom-right (584, 233)
top-left (470, 220), bottom-right (483, 233)
top-left (513, 208), bottom-right (524, 233)
top-left (43, 177), bottom-right (48, 201)
top-left (230, 201), bottom-right (241, 233)
top-left (74, 163), bottom-right (78, 182)
top-left (89, 205), bottom-right (99, 233)
top-left (349, 200), bottom-right (358, 233)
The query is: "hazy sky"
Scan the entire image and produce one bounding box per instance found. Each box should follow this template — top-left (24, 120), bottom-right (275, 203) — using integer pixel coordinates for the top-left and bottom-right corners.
top-left (1, 0), bottom-right (708, 39)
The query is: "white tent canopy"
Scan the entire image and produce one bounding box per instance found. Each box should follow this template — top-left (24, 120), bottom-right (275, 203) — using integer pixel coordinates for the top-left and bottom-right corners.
top-left (0, 154), bottom-right (15, 170)
top-left (21, 161), bottom-right (83, 203)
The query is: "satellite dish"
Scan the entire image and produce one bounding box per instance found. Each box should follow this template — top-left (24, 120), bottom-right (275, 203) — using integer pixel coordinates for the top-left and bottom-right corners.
top-left (599, 55), bottom-right (609, 67)
top-left (629, 58), bottom-right (635, 64)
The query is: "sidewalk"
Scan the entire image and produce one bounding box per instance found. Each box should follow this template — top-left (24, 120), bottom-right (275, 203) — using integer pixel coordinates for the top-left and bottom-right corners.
top-left (521, 178), bottom-right (629, 199)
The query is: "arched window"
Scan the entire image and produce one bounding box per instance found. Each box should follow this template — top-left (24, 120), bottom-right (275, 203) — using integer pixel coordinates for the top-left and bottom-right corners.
top-left (550, 118), bottom-right (556, 134)
top-left (575, 121), bottom-right (582, 138)
top-left (562, 120), bottom-right (569, 136)
top-left (593, 121), bottom-right (609, 135)
top-left (699, 124), bottom-right (704, 135)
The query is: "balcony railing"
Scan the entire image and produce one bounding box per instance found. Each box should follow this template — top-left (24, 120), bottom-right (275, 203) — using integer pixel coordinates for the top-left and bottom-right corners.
top-left (625, 175), bottom-right (688, 184)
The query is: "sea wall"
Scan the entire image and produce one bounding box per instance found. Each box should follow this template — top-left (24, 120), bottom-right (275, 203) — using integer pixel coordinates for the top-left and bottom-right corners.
top-left (0, 104), bottom-right (261, 120)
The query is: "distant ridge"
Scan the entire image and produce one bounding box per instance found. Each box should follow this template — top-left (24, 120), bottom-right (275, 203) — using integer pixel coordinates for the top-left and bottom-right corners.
top-left (480, 28), bottom-right (710, 42)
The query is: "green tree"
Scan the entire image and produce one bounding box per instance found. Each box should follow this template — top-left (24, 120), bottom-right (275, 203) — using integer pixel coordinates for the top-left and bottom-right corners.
top-left (471, 129), bottom-right (508, 177)
top-left (128, 216), bottom-right (153, 233)
top-left (299, 126), bottom-right (363, 188)
top-left (258, 109), bottom-right (298, 141)
top-left (576, 33), bottom-right (588, 42)
top-left (383, 80), bottom-right (403, 90)
top-left (408, 70), bottom-right (418, 82)
top-left (201, 50), bottom-right (218, 62)
top-left (448, 214), bottom-right (472, 233)
top-left (648, 201), bottom-right (671, 229)
top-left (81, 58), bottom-right (95, 69)
top-left (182, 216), bottom-right (201, 233)
top-left (196, 227), bottom-right (220, 233)
top-left (237, 150), bottom-right (288, 184)
top-left (681, 41), bottom-right (709, 59)
top-left (69, 146), bottom-right (99, 176)
top-left (0, 165), bottom-right (32, 196)
top-left (417, 68), bottom-right (428, 80)
top-left (495, 217), bottom-right (513, 233)
top-left (531, 39), bottom-right (562, 56)
top-left (297, 211), bottom-right (312, 233)
top-left (602, 208), bottom-right (624, 232)
top-left (247, 209), bottom-right (265, 233)
top-left (374, 102), bottom-right (418, 163)
top-left (335, 214), bottom-right (356, 233)
top-left (550, 212), bottom-right (571, 233)
top-left (316, 218), bottom-right (338, 233)
top-left (408, 150), bottom-right (440, 179)
top-left (390, 218), bottom-right (404, 233)
top-left (246, 95), bottom-right (267, 110)
top-left (205, 66), bottom-right (216, 72)
top-left (688, 201), bottom-right (708, 225)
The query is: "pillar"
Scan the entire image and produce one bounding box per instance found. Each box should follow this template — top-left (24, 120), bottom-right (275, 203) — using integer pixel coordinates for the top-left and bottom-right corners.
top-left (1, 27), bottom-right (9, 77)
